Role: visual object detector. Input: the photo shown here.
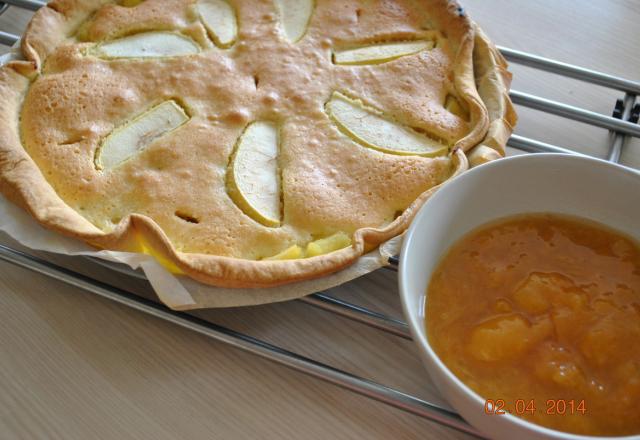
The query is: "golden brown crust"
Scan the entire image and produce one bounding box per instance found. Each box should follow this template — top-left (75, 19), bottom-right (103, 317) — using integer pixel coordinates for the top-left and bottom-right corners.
top-left (22, 0), bottom-right (111, 69)
top-left (432, 0), bottom-right (489, 153)
top-left (0, 0), bottom-right (515, 288)
top-left (0, 61), bottom-right (104, 238)
top-left (468, 23), bottom-right (517, 166)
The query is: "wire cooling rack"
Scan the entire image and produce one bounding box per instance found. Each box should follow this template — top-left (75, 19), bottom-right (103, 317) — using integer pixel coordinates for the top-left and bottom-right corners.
top-left (1, 1), bottom-right (639, 438)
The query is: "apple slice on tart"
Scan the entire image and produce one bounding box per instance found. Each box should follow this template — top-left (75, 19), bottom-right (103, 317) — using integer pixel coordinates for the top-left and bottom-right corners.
top-left (95, 100), bottom-right (189, 170)
top-left (275, 0), bottom-right (314, 43)
top-left (227, 122), bottom-right (282, 228)
top-left (196, 0), bottom-right (238, 48)
top-left (326, 92), bottom-right (448, 157)
top-left (91, 32), bottom-right (200, 59)
top-left (333, 40), bottom-right (434, 65)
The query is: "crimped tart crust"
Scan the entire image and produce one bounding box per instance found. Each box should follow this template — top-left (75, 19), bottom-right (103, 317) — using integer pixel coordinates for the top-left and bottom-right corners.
top-left (0, 0), bottom-right (515, 287)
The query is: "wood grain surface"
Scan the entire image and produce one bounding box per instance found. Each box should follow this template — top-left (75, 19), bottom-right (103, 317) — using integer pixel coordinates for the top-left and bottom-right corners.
top-left (1, 1), bottom-right (639, 439)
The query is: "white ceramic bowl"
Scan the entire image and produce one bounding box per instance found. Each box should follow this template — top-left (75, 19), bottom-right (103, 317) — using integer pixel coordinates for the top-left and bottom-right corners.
top-left (398, 154), bottom-right (640, 440)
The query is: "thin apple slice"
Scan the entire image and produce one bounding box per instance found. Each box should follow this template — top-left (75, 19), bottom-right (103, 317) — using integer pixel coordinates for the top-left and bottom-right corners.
top-left (196, 0), bottom-right (237, 48)
top-left (92, 32), bottom-right (200, 59)
top-left (305, 232), bottom-right (351, 257)
top-left (333, 40), bottom-right (434, 65)
top-left (275, 0), bottom-right (314, 43)
top-left (228, 122), bottom-right (281, 227)
top-left (326, 92), bottom-right (448, 156)
top-left (265, 244), bottom-right (303, 260)
top-left (95, 100), bottom-right (189, 170)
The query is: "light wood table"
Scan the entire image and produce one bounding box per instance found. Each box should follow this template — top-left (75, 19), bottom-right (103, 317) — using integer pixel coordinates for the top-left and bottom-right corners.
top-left (1, 1), bottom-right (638, 439)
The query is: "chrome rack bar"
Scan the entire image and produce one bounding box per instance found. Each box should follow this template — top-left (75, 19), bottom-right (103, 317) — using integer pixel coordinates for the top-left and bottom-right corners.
top-left (0, 2), bottom-right (16, 46)
top-left (0, 29), bottom-right (17, 46)
top-left (0, 244), bottom-right (483, 439)
top-left (510, 90), bottom-right (640, 138)
top-left (4, 0), bottom-right (43, 11)
top-left (300, 293), bottom-right (411, 339)
top-left (507, 134), bottom-right (585, 156)
top-left (499, 46), bottom-right (640, 95)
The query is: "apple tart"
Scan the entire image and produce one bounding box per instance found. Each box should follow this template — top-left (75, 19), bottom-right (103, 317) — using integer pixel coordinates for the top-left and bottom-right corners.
top-left (0, 0), bottom-right (516, 287)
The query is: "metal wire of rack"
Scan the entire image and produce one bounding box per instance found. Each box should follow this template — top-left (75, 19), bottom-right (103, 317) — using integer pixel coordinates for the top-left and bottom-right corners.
top-left (0, 1), bottom-right (638, 438)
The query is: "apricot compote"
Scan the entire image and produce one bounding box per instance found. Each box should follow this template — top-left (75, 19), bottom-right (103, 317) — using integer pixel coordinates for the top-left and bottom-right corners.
top-left (426, 214), bottom-right (640, 436)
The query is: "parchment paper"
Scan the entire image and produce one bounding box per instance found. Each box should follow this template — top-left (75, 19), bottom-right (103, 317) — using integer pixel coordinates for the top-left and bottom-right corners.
top-left (0, 45), bottom-right (399, 310)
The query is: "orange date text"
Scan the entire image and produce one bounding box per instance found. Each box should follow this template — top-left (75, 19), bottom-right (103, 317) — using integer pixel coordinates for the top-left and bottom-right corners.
top-left (484, 399), bottom-right (586, 416)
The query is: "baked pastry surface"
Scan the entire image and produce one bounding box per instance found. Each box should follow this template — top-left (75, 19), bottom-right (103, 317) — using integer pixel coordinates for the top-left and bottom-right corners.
top-left (0, 0), bottom-right (516, 287)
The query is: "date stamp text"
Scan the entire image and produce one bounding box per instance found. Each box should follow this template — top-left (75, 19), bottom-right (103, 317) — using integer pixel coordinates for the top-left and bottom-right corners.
top-left (484, 399), bottom-right (587, 416)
